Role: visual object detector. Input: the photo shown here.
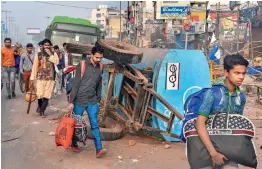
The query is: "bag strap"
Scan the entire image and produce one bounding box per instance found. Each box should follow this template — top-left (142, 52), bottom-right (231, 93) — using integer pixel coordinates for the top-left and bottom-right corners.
top-left (28, 55), bottom-right (33, 65)
top-left (80, 60), bottom-right (86, 80)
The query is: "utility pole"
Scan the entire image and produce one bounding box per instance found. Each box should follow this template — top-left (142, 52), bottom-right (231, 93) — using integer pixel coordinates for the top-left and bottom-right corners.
top-left (236, 5), bottom-right (240, 52)
top-left (204, 1), bottom-right (209, 56)
top-left (2, 10), bottom-right (11, 38)
top-left (249, 21), bottom-right (254, 66)
top-left (45, 16), bottom-right (51, 28)
top-left (8, 17), bottom-right (15, 39)
top-left (120, 1), bottom-right (122, 41)
top-left (215, 3), bottom-right (220, 40)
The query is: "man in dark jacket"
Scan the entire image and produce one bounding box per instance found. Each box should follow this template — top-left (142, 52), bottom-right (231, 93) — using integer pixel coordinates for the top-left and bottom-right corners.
top-left (68, 44), bottom-right (107, 158)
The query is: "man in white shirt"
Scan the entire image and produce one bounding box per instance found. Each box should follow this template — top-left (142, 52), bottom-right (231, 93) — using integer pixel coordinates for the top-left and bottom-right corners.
top-left (62, 43), bottom-right (72, 89)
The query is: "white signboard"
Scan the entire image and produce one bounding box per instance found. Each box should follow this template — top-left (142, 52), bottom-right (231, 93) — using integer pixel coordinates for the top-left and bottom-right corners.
top-left (166, 63), bottom-right (180, 90)
top-left (27, 28), bottom-right (41, 35)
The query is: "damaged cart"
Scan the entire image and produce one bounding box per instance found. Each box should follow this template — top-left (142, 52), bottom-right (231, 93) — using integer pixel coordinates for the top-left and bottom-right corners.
top-left (66, 40), bottom-right (211, 141)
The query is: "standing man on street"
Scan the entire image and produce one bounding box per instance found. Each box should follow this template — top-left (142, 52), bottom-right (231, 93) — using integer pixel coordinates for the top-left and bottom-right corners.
top-left (20, 43), bottom-right (35, 92)
top-left (30, 39), bottom-right (59, 118)
top-left (68, 44), bottom-right (107, 158)
top-left (1, 38), bottom-right (16, 99)
top-left (62, 43), bottom-right (72, 89)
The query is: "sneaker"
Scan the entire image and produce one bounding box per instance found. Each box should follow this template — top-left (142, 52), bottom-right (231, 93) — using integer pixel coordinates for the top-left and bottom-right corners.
top-left (7, 95), bottom-right (12, 99)
top-left (96, 148), bottom-right (107, 158)
top-left (71, 145), bottom-right (81, 153)
top-left (11, 92), bottom-right (16, 98)
top-left (36, 107), bottom-right (40, 114)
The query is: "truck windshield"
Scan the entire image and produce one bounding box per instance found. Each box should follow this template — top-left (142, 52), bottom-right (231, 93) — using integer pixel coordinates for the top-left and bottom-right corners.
top-left (51, 31), bottom-right (98, 47)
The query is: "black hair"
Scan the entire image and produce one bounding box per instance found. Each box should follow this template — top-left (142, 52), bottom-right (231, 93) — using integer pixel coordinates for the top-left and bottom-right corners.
top-left (223, 54), bottom-right (249, 71)
top-left (63, 43), bottom-right (67, 47)
top-left (4, 38), bottom-right (11, 42)
top-left (26, 43), bottom-right (33, 48)
top-left (38, 41), bottom-right (43, 46)
top-left (42, 39), bottom-right (52, 46)
top-left (54, 45), bottom-right (59, 50)
top-left (91, 42), bottom-right (104, 55)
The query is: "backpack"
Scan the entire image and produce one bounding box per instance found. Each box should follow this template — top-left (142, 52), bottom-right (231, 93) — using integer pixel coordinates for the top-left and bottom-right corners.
top-left (180, 85), bottom-right (245, 142)
top-left (65, 60), bottom-right (103, 94)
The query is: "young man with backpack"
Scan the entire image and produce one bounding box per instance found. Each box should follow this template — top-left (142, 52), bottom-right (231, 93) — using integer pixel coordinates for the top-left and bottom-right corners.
top-left (192, 54), bottom-right (248, 169)
top-left (67, 44), bottom-right (107, 158)
top-left (20, 43), bottom-right (35, 92)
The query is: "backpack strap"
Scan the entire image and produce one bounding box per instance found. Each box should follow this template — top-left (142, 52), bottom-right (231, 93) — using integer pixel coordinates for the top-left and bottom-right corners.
top-left (99, 63), bottom-right (103, 73)
top-left (79, 60), bottom-right (86, 80)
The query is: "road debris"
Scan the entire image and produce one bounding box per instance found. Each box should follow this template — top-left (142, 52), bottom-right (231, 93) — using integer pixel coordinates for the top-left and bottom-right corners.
top-left (129, 140), bottom-right (136, 146)
top-left (49, 132), bottom-right (55, 136)
top-left (32, 122), bottom-right (39, 124)
top-left (2, 137), bottom-right (20, 143)
top-left (132, 159), bottom-right (139, 163)
top-left (118, 156), bottom-right (123, 160)
top-left (164, 144), bottom-right (171, 149)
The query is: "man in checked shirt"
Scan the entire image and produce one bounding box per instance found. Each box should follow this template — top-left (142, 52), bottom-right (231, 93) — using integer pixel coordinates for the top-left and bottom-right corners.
top-left (20, 43), bottom-right (35, 92)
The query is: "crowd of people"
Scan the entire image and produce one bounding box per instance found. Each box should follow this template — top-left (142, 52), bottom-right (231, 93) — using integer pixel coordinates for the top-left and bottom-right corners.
top-left (1, 38), bottom-right (73, 99)
top-left (2, 37), bottom-right (107, 158)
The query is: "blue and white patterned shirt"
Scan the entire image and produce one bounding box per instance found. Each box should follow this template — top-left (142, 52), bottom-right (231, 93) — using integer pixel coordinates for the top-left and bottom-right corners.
top-left (198, 80), bottom-right (246, 117)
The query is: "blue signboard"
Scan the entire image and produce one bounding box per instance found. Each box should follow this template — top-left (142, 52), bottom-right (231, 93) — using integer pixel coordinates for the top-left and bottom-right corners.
top-left (1, 23), bottom-right (6, 32)
top-left (161, 6), bottom-right (189, 15)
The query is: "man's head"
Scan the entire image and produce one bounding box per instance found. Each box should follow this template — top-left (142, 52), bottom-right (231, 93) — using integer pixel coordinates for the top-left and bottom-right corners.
top-left (26, 43), bottom-right (33, 54)
top-left (42, 39), bottom-right (52, 50)
top-left (63, 43), bottom-right (67, 50)
top-left (38, 41), bottom-right (43, 51)
top-left (4, 38), bottom-right (11, 48)
top-left (54, 45), bottom-right (59, 53)
top-left (224, 54), bottom-right (249, 87)
top-left (91, 44), bottom-right (104, 65)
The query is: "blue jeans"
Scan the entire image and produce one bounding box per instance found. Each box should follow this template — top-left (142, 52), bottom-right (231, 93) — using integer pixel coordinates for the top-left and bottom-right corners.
top-left (2, 66), bottom-right (16, 95)
top-left (72, 103), bottom-right (102, 151)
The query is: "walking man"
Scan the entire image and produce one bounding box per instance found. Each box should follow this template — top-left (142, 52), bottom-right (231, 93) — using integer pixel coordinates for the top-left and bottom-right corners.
top-left (20, 43), bottom-right (35, 92)
top-left (195, 54), bottom-right (249, 169)
top-left (62, 43), bottom-right (72, 89)
top-left (30, 39), bottom-right (59, 118)
top-left (1, 38), bottom-right (16, 99)
top-left (68, 44), bottom-right (107, 158)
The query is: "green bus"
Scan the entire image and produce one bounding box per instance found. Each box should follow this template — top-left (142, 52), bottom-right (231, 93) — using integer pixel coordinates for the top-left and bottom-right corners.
top-left (45, 16), bottom-right (102, 64)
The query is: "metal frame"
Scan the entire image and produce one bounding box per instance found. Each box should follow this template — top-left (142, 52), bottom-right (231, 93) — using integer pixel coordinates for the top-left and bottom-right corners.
top-left (100, 64), bottom-right (183, 139)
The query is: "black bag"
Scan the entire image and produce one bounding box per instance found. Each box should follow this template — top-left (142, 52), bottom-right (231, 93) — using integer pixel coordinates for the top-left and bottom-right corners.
top-left (72, 114), bottom-right (88, 146)
top-left (184, 113), bottom-right (258, 169)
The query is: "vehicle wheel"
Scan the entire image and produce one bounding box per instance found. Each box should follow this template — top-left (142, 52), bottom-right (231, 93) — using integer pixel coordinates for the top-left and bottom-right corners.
top-left (97, 40), bottom-right (143, 64)
top-left (83, 115), bottom-right (126, 141)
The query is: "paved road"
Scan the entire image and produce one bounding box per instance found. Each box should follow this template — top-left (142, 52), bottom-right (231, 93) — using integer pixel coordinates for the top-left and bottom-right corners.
top-left (2, 81), bottom-right (261, 169)
top-left (1, 82), bottom-right (59, 169)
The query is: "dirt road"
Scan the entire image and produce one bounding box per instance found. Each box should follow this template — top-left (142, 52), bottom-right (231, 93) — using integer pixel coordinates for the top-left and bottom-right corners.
top-left (1, 87), bottom-right (261, 169)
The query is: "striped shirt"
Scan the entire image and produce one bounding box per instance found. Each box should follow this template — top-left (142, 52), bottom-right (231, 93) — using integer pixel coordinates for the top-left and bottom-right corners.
top-left (20, 52), bottom-right (35, 72)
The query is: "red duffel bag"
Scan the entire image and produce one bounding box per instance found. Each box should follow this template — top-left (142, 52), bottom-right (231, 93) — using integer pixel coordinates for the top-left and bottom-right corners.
top-left (55, 113), bottom-right (75, 149)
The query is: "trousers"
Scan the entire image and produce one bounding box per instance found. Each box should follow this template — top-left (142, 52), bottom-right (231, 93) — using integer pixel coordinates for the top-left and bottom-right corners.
top-left (71, 103), bottom-right (102, 151)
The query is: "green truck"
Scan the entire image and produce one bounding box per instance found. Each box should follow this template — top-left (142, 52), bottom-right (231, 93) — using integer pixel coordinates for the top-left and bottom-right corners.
top-left (45, 16), bottom-right (102, 64)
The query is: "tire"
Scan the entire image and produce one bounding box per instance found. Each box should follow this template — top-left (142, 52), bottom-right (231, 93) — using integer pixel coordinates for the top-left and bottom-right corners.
top-left (97, 40), bottom-right (143, 64)
top-left (83, 115), bottom-right (126, 141)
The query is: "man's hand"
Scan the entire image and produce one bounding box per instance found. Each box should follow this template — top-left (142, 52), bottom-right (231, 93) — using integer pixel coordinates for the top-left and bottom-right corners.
top-left (211, 152), bottom-right (228, 166)
top-left (45, 49), bottom-right (52, 56)
top-left (68, 103), bottom-right (74, 112)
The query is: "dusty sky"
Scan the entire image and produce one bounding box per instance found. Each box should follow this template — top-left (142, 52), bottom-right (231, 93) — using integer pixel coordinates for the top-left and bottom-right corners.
top-left (1, 1), bottom-right (128, 43)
